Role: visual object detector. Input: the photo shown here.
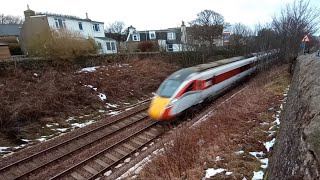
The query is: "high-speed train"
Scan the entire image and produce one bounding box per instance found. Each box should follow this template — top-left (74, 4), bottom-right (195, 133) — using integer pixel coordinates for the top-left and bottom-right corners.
top-left (148, 53), bottom-right (272, 120)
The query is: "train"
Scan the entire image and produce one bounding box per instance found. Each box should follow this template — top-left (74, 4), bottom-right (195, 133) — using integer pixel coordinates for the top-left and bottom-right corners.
top-left (148, 52), bottom-right (276, 120)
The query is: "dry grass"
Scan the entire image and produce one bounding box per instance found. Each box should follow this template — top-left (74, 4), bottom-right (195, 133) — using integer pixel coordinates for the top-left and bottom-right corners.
top-left (137, 65), bottom-right (290, 179)
top-left (27, 29), bottom-right (97, 61)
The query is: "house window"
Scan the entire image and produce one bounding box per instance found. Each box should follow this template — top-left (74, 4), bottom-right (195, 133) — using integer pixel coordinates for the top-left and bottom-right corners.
top-left (106, 42), bottom-right (116, 51)
top-left (149, 31), bottom-right (156, 39)
top-left (167, 32), bottom-right (176, 40)
top-left (132, 34), bottom-right (140, 41)
top-left (167, 44), bottom-right (173, 51)
top-left (92, 23), bottom-right (100, 32)
top-left (54, 18), bottom-right (66, 28)
top-left (78, 22), bottom-right (83, 30)
top-left (97, 42), bottom-right (102, 49)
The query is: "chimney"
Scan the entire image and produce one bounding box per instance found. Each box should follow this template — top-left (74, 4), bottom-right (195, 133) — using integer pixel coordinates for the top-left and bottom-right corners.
top-left (128, 25), bottom-right (135, 34)
top-left (181, 21), bottom-right (187, 44)
top-left (85, 12), bottom-right (89, 19)
top-left (24, 4), bottom-right (35, 20)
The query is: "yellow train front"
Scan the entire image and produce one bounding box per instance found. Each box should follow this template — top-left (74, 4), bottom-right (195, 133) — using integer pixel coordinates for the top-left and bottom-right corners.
top-left (148, 68), bottom-right (195, 120)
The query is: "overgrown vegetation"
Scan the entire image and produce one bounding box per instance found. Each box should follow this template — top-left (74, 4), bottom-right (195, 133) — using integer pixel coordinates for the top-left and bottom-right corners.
top-left (137, 64), bottom-right (289, 179)
top-left (27, 29), bottom-right (97, 62)
top-left (0, 56), bottom-right (178, 145)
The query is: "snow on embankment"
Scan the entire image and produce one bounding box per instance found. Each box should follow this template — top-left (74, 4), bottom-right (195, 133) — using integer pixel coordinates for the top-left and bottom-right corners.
top-left (268, 54), bottom-right (320, 179)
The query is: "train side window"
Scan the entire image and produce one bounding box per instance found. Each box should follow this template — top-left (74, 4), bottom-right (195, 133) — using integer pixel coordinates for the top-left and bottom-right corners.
top-left (211, 77), bottom-right (216, 85)
top-left (185, 82), bottom-right (194, 93)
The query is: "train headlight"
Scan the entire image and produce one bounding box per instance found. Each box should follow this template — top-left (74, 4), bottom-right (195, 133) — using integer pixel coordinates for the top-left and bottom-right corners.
top-left (167, 98), bottom-right (178, 107)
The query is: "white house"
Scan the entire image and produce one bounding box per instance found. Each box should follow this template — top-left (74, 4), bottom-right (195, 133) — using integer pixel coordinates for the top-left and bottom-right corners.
top-left (20, 6), bottom-right (117, 54)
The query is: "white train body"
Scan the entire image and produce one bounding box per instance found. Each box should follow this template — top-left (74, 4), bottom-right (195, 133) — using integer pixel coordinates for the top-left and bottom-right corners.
top-left (148, 54), bottom-right (266, 120)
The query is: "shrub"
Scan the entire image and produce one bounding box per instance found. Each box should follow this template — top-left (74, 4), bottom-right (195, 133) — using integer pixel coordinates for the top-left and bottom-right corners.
top-left (137, 41), bottom-right (158, 52)
top-left (27, 29), bottom-right (98, 61)
top-left (8, 43), bottom-right (23, 55)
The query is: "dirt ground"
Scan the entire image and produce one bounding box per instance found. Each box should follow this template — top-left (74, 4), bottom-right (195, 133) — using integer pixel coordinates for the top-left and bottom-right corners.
top-left (0, 56), bottom-right (179, 153)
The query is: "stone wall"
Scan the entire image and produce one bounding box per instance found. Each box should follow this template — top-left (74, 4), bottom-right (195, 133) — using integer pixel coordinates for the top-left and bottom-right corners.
top-left (268, 54), bottom-right (320, 179)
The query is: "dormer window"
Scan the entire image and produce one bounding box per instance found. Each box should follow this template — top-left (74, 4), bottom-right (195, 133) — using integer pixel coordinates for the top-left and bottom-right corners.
top-left (54, 18), bottom-right (66, 28)
top-left (92, 23), bottom-right (100, 32)
top-left (167, 32), bottom-right (176, 40)
top-left (149, 31), bottom-right (156, 39)
top-left (132, 33), bottom-right (140, 41)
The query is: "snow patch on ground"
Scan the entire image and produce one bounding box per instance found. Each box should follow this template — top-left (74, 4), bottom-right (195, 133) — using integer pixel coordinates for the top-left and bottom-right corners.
top-left (235, 150), bottom-right (244, 154)
top-left (124, 157), bottom-right (131, 163)
top-left (0, 147), bottom-right (10, 153)
top-left (264, 138), bottom-right (275, 152)
top-left (115, 163), bottom-right (124, 168)
top-left (215, 156), bottom-right (223, 161)
top-left (116, 155), bottom-right (152, 180)
top-left (98, 93), bottom-right (107, 101)
top-left (204, 168), bottom-right (226, 178)
top-left (37, 137), bottom-right (47, 142)
top-left (252, 170), bottom-right (264, 180)
top-left (56, 128), bottom-right (68, 132)
top-left (21, 139), bottom-right (32, 142)
top-left (106, 103), bottom-right (118, 108)
top-left (104, 170), bottom-right (112, 176)
top-left (79, 66), bottom-right (100, 72)
top-left (108, 111), bottom-right (121, 116)
top-left (70, 120), bottom-right (95, 128)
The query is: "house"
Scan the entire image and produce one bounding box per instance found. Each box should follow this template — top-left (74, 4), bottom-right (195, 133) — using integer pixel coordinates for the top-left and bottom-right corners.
top-left (0, 43), bottom-right (11, 59)
top-left (126, 22), bottom-right (231, 52)
top-left (126, 22), bottom-right (188, 52)
top-left (19, 6), bottom-right (117, 55)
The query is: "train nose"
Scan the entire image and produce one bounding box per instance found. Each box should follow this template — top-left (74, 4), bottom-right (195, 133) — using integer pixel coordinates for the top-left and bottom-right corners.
top-left (148, 96), bottom-right (170, 120)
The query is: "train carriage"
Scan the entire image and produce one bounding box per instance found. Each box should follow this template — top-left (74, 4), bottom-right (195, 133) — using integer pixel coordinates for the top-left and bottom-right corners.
top-left (148, 55), bottom-right (261, 120)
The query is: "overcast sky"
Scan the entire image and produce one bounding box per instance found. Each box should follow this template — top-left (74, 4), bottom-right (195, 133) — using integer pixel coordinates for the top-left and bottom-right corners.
top-left (1, 0), bottom-right (319, 33)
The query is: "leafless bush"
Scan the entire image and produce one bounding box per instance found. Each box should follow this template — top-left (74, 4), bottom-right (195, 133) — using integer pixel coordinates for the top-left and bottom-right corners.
top-left (137, 41), bottom-right (159, 52)
top-left (140, 127), bottom-right (203, 179)
top-left (0, 68), bottom-right (101, 137)
top-left (79, 56), bottom-right (179, 102)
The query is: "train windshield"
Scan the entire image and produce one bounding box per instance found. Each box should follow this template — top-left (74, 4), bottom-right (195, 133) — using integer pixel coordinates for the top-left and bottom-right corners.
top-left (156, 68), bottom-right (194, 98)
top-left (157, 79), bottom-right (182, 98)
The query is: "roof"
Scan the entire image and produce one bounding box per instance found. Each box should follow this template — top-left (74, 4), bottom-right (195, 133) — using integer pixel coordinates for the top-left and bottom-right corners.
top-left (95, 37), bottom-right (116, 41)
top-left (128, 28), bottom-right (182, 43)
top-left (189, 56), bottom-right (245, 72)
top-left (34, 13), bottom-right (104, 24)
top-left (0, 24), bottom-right (21, 36)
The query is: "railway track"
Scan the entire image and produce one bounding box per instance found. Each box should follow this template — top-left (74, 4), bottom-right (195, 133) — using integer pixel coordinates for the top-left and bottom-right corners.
top-left (0, 101), bottom-right (161, 180)
top-left (51, 120), bottom-right (161, 180)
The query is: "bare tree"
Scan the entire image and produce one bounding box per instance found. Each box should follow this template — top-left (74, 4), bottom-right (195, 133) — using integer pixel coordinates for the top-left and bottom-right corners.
top-left (228, 23), bottom-right (254, 55)
top-left (105, 21), bottom-right (125, 34)
top-left (0, 14), bottom-right (24, 24)
top-left (272, 0), bottom-right (320, 73)
top-left (254, 24), bottom-right (278, 52)
top-left (189, 10), bottom-right (227, 50)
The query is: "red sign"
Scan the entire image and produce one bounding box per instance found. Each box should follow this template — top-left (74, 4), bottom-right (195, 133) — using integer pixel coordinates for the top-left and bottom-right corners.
top-left (302, 35), bottom-right (310, 42)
